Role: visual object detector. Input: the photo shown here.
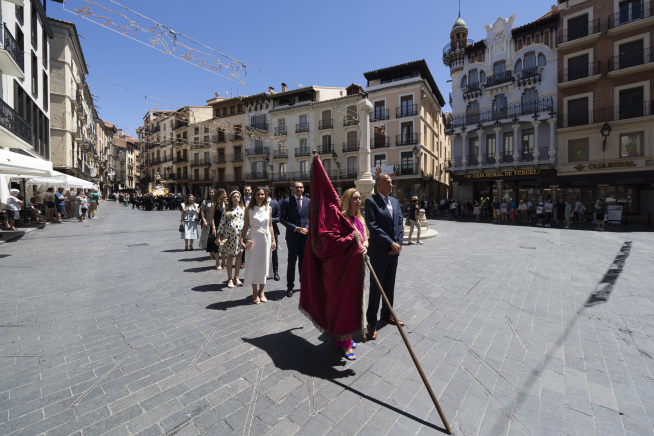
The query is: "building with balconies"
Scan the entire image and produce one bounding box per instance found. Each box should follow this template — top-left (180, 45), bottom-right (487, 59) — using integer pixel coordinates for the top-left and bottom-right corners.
top-left (556, 0), bottom-right (654, 218)
top-left (50, 18), bottom-right (100, 181)
top-left (114, 129), bottom-right (138, 191)
top-left (96, 119), bottom-right (117, 197)
top-left (444, 9), bottom-right (560, 204)
top-left (1, 0), bottom-right (52, 160)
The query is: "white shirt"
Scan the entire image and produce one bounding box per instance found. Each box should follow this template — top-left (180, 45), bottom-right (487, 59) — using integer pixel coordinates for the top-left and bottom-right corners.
top-left (6, 196), bottom-right (21, 211)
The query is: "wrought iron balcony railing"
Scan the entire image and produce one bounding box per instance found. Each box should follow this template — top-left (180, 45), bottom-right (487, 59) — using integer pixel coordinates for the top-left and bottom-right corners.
top-left (442, 38), bottom-right (476, 65)
top-left (396, 104), bottom-right (417, 118)
top-left (246, 146), bottom-right (269, 156)
top-left (449, 98), bottom-right (554, 130)
top-left (212, 155), bottom-right (227, 164)
top-left (609, 47), bottom-right (652, 71)
top-left (2, 24), bottom-right (24, 72)
top-left (319, 119), bottom-right (333, 130)
top-left (273, 149), bottom-right (288, 159)
top-left (396, 133), bottom-right (420, 146)
top-left (371, 136), bottom-right (390, 149)
top-left (293, 171), bottom-right (310, 181)
top-left (190, 159), bottom-right (211, 167)
top-left (559, 18), bottom-right (601, 44)
top-left (296, 123), bottom-right (310, 133)
top-left (446, 149), bottom-right (553, 169)
top-left (275, 126), bottom-right (287, 135)
top-left (370, 109), bottom-right (390, 121)
top-left (342, 141), bottom-right (360, 152)
top-left (295, 148), bottom-right (311, 157)
top-left (246, 172), bottom-right (270, 180)
top-left (272, 172), bottom-right (291, 182)
top-left (340, 169), bottom-right (359, 179)
top-left (608, 1), bottom-right (652, 29)
top-left (317, 144), bottom-right (334, 154)
top-left (212, 133), bottom-right (226, 143)
top-left (343, 117), bottom-right (359, 126)
top-left (462, 82), bottom-right (482, 99)
top-left (229, 153), bottom-right (243, 162)
top-left (560, 101), bottom-right (652, 128)
top-left (559, 60), bottom-right (601, 83)
top-left (0, 97), bottom-right (31, 144)
top-left (485, 71), bottom-right (514, 88)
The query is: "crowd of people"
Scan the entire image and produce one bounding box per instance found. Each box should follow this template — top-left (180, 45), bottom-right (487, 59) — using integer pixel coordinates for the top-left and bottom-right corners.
top-left (438, 197), bottom-right (610, 230)
top-left (1, 186), bottom-right (101, 229)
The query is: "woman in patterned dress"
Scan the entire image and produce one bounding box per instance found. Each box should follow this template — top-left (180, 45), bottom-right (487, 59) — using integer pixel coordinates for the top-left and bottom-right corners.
top-left (217, 190), bottom-right (244, 288)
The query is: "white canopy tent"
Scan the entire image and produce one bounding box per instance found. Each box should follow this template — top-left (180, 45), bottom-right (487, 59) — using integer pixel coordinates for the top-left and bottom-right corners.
top-left (17, 172), bottom-right (97, 190)
top-left (0, 149), bottom-right (54, 206)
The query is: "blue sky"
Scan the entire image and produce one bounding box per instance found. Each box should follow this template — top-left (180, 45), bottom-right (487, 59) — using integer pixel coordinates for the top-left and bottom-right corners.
top-left (47, 0), bottom-right (553, 136)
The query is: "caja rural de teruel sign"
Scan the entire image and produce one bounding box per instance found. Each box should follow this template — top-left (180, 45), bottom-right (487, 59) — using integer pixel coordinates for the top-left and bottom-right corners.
top-left (573, 161), bottom-right (636, 171)
top-left (465, 170), bottom-right (540, 179)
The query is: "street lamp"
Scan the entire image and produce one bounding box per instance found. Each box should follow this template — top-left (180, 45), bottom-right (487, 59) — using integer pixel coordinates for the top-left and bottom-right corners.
top-left (83, 141), bottom-right (92, 152)
top-left (600, 122), bottom-right (612, 151)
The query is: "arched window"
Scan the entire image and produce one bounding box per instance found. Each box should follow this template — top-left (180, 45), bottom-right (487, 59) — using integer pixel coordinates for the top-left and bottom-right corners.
top-left (535, 34), bottom-right (541, 44)
top-left (538, 53), bottom-right (546, 67)
top-left (470, 54), bottom-right (476, 63)
top-left (494, 61), bottom-right (507, 75)
top-left (466, 101), bottom-right (480, 123)
top-left (544, 31), bottom-right (550, 46)
top-left (527, 36), bottom-right (532, 45)
top-left (461, 75), bottom-right (468, 88)
top-left (480, 71), bottom-right (486, 84)
top-left (524, 53), bottom-right (536, 69)
top-left (515, 59), bottom-right (523, 74)
top-left (517, 39), bottom-right (523, 50)
top-left (493, 95), bottom-right (508, 118)
top-left (469, 69), bottom-right (478, 84)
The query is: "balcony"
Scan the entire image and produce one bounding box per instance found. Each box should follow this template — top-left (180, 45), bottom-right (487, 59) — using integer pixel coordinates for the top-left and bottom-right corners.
top-left (462, 82), bottom-right (482, 100)
top-left (225, 173), bottom-right (245, 183)
top-left (228, 133), bottom-right (243, 141)
top-left (247, 123), bottom-right (268, 132)
top-left (152, 125), bottom-right (160, 133)
top-left (246, 172), bottom-right (270, 180)
top-left (212, 132), bottom-right (226, 143)
top-left (275, 126), bottom-right (287, 135)
top-left (517, 66), bottom-right (541, 87)
top-left (343, 117), bottom-right (359, 127)
top-left (319, 119), bottom-right (333, 130)
top-left (296, 123), bottom-right (310, 133)
top-left (558, 60), bottom-right (601, 88)
top-left (273, 149), bottom-right (288, 159)
top-left (212, 155), bottom-right (227, 164)
top-left (246, 146), bottom-right (269, 156)
top-left (371, 136), bottom-right (390, 149)
top-left (370, 109), bottom-right (390, 121)
top-left (272, 172), bottom-right (291, 182)
top-left (0, 24), bottom-right (24, 78)
top-left (317, 143), bottom-right (334, 154)
top-left (293, 171), bottom-right (310, 181)
top-left (442, 38), bottom-right (476, 66)
top-left (0, 97), bottom-right (31, 147)
top-left (608, 1), bottom-right (653, 35)
top-left (190, 159), bottom-right (211, 167)
top-left (449, 98), bottom-right (554, 130)
top-left (190, 174), bottom-right (212, 183)
top-left (559, 101), bottom-right (652, 129)
top-left (324, 169), bottom-right (339, 180)
top-left (342, 141), bottom-right (360, 152)
top-left (446, 149), bottom-right (553, 170)
top-left (173, 138), bottom-right (188, 147)
top-left (396, 133), bottom-right (420, 146)
top-left (174, 157), bottom-right (189, 164)
top-left (608, 47), bottom-right (653, 78)
top-left (398, 166), bottom-right (416, 176)
top-left (295, 148), bottom-right (311, 157)
top-left (172, 121), bottom-right (187, 131)
top-left (396, 104), bottom-right (417, 118)
top-left (559, 18), bottom-right (601, 49)
top-left (167, 173), bottom-right (177, 181)
top-left (485, 71), bottom-right (514, 88)
top-left (229, 153), bottom-right (243, 162)
top-left (340, 169), bottom-right (358, 179)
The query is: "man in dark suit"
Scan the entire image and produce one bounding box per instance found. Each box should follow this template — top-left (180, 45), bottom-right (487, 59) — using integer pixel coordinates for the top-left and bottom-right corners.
top-left (365, 173), bottom-right (404, 340)
top-left (280, 181), bottom-right (310, 297)
top-left (267, 188), bottom-right (281, 281)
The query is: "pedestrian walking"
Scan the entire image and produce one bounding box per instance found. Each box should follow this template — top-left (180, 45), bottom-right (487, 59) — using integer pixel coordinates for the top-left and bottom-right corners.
top-left (473, 201), bottom-right (480, 221)
top-left (80, 194), bottom-right (89, 222)
top-left (407, 196), bottom-right (422, 245)
top-left (89, 190), bottom-right (100, 218)
top-left (180, 194), bottom-right (199, 251)
top-left (280, 181), bottom-right (310, 298)
top-left (365, 173), bottom-right (404, 341)
top-left (518, 200), bottom-right (528, 224)
top-left (199, 189), bottom-right (216, 252)
top-left (217, 190), bottom-right (244, 288)
top-left (575, 198), bottom-right (586, 222)
top-left (565, 200), bottom-right (572, 228)
top-left (500, 199), bottom-right (508, 222)
top-left (241, 187), bottom-right (276, 304)
top-left (595, 199), bottom-right (607, 230)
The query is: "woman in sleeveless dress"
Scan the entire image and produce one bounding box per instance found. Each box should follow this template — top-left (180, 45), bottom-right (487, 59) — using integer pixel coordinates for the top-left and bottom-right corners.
top-left (199, 189), bottom-right (216, 253)
top-left (210, 189), bottom-right (227, 269)
top-left (240, 186), bottom-right (276, 304)
top-left (217, 190), bottom-right (244, 288)
top-left (180, 194), bottom-right (199, 251)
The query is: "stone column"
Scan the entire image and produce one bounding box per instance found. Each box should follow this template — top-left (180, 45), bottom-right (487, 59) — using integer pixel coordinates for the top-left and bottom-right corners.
top-left (532, 120), bottom-right (541, 159)
top-left (547, 118), bottom-right (557, 162)
top-left (460, 133), bottom-right (469, 167)
top-left (550, 185), bottom-right (558, 203)
top-left (476, 129), bottom-right (484, 165)
top-left (495, 179), bottom-right (503, 201)
top-left (452, 181), bottom-right (460, 202)
top-left (512, 124), bottom-right (520, 157)
top-left (494, 127), bottom-right (502, 152)
top-left (598, 184), bottom-right (609, 200)
top-left (355, 99), bottom-right (375, 202)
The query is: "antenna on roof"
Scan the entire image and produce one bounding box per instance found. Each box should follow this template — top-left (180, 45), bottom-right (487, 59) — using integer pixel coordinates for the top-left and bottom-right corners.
top-left (458, 0), bottom-right (461, 18)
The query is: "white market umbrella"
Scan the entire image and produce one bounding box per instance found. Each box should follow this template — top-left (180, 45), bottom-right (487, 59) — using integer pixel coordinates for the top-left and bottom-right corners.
top-left (0, 149), bottom-right (53, 177)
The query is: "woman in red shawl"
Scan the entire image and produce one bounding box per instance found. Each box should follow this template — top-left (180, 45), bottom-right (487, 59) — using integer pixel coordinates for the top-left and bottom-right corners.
top-left (336, 188), bottom-right (369, 360)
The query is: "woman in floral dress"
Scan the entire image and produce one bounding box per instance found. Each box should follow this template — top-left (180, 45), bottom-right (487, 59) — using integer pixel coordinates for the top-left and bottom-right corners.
top-left (217, 190), bottom-right (244, 288)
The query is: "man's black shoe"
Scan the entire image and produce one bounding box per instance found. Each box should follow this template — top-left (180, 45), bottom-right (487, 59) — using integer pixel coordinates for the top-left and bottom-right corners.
top-left (274, 274), bottom-right (280, 281)
top-left (286, 289), bottom-right (293, 298)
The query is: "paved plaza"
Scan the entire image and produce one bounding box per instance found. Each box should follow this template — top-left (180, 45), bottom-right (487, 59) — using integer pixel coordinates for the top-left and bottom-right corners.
top-left (1, 202), bottom-right (654, 436)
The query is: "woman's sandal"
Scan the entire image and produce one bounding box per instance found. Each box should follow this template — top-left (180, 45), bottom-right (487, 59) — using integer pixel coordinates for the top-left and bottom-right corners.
top-left (351, 340), bottom-right (357, 349)
top-left (235, 279), bottom-right (243, 287)
top-left (344, 350), bottom-right (356, 361)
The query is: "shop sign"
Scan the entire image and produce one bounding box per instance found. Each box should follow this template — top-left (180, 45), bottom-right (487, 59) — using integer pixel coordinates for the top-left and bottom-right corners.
top-left (574, 161), bottom-right (636, 171)
top-left (466, 169), bottom-right (540, 179)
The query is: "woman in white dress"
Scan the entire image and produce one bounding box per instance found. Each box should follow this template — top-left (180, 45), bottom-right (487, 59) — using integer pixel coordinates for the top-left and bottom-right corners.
top-left (240, 187), bottom-right (276, 304)
top-left (180, 194), bottom-right (200, 251)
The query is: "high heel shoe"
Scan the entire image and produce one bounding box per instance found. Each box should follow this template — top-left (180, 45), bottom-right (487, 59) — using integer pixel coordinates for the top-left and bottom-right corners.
top-left (258, 290), bottom-right (267, 303)
top-left (252, 291), bottom-right (260, 304)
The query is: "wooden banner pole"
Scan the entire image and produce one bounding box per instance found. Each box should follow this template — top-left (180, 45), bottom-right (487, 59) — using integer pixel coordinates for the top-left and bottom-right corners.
top-left (365, 257), bottom-right (452, 434)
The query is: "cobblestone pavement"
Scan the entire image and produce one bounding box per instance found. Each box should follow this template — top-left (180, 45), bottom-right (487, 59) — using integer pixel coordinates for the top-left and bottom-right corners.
top-left (1, 202), bottom-right (654, 436)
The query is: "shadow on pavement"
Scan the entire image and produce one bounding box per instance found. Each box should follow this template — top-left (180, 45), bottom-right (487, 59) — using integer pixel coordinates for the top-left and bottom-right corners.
top-left (206, 298), bottom-right (252, 311)
top-left (585, 241), bottom-right (632, 307)
top-left (243, 328), bottom-right (448, 433)
top-left (192, 284), bottom-right (226, 292)
top-left (178, 256), bottom-right (209, 262)
top-left (184, 266), bottom-right (216, 273)
top-left (162, 249), bottom-right (186, 252)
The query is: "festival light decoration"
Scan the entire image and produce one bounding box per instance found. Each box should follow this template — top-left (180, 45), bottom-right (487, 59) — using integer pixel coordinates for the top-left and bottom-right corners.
top-left (62, 0), bottom-right (246, 84)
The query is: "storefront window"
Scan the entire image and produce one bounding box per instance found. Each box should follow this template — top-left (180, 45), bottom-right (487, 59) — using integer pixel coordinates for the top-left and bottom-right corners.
top-left (620, 132), bottom-right (643, 157)
top-left (569, 138), bottom-right (589, 162)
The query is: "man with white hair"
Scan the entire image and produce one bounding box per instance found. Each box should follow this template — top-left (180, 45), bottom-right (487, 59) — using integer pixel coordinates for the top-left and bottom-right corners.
top-left (5, 189), bottom-right (23, 230)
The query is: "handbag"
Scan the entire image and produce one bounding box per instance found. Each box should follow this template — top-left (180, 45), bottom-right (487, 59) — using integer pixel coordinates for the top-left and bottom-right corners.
top-left (179, 224), bottom-right (184, 232)
top-left (404, 217), bottom-right (410, 226)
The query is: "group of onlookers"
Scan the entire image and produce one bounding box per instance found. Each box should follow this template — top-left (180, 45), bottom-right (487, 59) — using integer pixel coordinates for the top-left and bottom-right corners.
top-left (444, 196), bottom-right (610, 230)
top-left (0, 187), bottom-right (100, 230)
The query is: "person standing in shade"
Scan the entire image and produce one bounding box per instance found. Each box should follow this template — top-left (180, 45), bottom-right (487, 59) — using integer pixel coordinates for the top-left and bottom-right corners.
top-left (241, 187), bottom-right (276, 304)
top-left (595, 199), bottom-right (607, 230)
top-left (280, 181), bottom-right (310, 298)
top-left (365, 173), bottom-right (404, 340)
top-left (267, 187), bottom-right (281, 281)
top-left (556, 198), bottom-right (566, 227)
top-left (544, 199), bottom-right (554, 227)
top-left (54, 187), bottom-right (66, 224)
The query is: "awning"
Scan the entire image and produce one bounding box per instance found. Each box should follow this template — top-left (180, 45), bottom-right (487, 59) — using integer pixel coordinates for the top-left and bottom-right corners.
top-left (10, 172), bottom-right (98, 189)
top-left (0, 149), bottom-right (54, 177)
